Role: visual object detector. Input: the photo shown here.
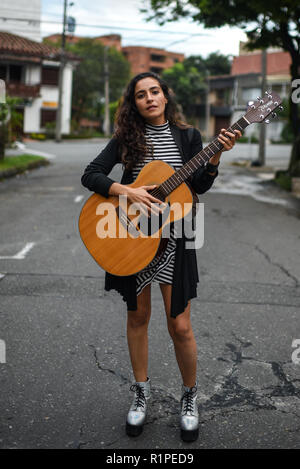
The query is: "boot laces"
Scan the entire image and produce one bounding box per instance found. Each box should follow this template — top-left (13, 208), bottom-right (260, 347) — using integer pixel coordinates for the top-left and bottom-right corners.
top-left (181, 387), bottom-right (197, 415)
top-left (130, 384), bottom-right (146, 410)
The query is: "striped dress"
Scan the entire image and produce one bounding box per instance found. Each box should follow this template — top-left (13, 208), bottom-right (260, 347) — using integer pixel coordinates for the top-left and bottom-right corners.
top-left (131, 121), bottom-right (183, 296)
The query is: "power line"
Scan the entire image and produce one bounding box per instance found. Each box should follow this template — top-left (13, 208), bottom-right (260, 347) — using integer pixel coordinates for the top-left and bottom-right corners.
top-left (0, 15), bottom-right (210, 37)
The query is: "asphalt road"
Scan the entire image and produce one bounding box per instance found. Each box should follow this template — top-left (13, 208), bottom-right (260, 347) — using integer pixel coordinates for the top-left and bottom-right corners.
top-left (0, 139), bottom-right (300, 449)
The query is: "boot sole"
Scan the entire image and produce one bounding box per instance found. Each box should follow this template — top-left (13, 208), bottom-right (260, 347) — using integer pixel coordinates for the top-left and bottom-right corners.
top-left (126, 422), bottom-right (144, 437)
top-left (181, 427), bottom-right (199, 442)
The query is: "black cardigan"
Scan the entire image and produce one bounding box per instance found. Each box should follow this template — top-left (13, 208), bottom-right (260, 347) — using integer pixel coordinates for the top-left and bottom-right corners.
top-left (81, 124), bottom-right (218, 318)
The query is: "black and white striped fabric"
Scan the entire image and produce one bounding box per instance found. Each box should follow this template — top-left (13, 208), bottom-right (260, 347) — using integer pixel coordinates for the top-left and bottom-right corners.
top-left (132, 121), bottom-right (183, 296)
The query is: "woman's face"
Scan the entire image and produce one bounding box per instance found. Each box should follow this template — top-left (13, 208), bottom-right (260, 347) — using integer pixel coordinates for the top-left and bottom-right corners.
top-left (134, 77), bottom-right (168, 125)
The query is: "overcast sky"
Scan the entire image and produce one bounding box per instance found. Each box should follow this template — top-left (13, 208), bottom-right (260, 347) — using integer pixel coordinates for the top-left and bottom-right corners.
top-left (41, 0), bottom-right (248, 58)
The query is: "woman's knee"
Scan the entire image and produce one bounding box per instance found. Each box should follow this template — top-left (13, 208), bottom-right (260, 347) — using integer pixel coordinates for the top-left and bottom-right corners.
top-left (127, 309), bottom-right (151, 329)
top-left (168, 319), bottom-right (193, 342)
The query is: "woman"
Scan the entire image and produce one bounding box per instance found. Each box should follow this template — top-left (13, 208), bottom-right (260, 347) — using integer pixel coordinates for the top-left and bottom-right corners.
top-left (81, 72), bottom-right (241, 442)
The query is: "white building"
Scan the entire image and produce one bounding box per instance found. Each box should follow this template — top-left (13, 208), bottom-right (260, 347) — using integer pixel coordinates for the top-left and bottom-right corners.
top-left (0, 31), bottom-right (79, 135)
top-left (0, 0), bottom-right (41, 42)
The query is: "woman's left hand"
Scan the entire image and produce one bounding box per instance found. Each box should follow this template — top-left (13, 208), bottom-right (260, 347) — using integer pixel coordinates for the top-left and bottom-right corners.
top-left (217, 128), bottom-right (242, 151)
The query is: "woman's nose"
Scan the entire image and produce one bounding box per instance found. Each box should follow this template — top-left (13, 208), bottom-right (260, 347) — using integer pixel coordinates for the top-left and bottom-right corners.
top-left (146, 92), bottom-right (153, 102)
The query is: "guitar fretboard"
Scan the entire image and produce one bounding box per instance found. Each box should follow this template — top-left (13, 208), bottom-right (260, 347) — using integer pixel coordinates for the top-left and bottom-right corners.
top-left (160, 116), bottom-right (249, 196)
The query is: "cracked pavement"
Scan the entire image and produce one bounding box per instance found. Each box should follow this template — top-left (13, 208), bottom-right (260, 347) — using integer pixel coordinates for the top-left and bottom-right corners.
top-left (0, 140), bottom-right (300, 449)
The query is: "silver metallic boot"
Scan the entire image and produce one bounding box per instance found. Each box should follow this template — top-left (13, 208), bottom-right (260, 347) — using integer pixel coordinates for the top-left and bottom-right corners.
top-left (126, 377), bottom-right (151, 437)
top-left (180, 383), bottom-right (199, 442)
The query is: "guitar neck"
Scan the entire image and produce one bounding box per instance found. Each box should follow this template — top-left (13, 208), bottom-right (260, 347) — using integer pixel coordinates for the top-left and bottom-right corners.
top-left (160, 116), bottom-right (250, 197)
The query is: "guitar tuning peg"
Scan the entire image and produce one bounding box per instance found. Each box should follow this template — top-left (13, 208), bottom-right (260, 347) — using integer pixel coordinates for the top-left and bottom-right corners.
top-left (260, 99), bottom-right (264, 104)
top-left (278, 105), bottom-right (284, 111)
top-left (265, 119), bottom-right (270, 124)
top-left (272, 112), bottom-right (277, 119)
top-left (257, 96), bottom-right (261, 101)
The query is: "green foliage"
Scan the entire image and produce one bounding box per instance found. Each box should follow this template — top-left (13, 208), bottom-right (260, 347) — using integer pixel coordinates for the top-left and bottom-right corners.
top-left (109, 100), bottom-right (119, 126)
top-left (0, 154), bottom-right (46, 171)
top-left (281, 123), bottom-right (294, 143)
top-left (30, 133), bottom-right (47, 140)
top-left (162, 62), bottom-right (206, 117)
top-left (274, 170), bottom-right (292, 191)
top-left (142, 0), bottom-right (300, 52)
top-left (184, 52), bottom-right (231, 76)
top-left (0, 96), bottom-right (23, 159)
top-left (66, 38), bottom-right (130, 125)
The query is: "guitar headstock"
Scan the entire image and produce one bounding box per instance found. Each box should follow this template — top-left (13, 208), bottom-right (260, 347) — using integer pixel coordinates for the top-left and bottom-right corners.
top-left (245, 91), bottom-right (283, 124)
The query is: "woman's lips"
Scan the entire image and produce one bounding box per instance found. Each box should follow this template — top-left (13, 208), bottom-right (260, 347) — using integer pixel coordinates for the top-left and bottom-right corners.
top-left (147, 105), bottom-right (157, 111)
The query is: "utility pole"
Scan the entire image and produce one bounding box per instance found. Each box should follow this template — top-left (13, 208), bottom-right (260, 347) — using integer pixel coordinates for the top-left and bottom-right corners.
top-left (103, 46), bottom-right (110, 136)
top-left (205, 69), bottom-right (210, 140)
top-left (55, 0), bottom-right (68, 142)
top-left (257, 48), bottom-right (267, 166)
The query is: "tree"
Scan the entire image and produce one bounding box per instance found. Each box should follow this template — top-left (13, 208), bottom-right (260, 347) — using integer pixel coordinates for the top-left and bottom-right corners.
top-left (44, 37), bottom-right (131, 127)
top-left (0, 97), bottom-right (23, 160)
top-left (142, 0), bottom-right (300, 176)
top-left (162, 62), bottom-right (206, 119)
top-left (184, 52), bottom-right (231, 76)
top-left (69, 39), bottom-right (130, 126)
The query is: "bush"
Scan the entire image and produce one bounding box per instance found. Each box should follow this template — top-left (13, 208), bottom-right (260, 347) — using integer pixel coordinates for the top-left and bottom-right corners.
top-left (237, 135), bottom-right (259, 143)
top-left (280, 122), bottom-right (294, 143)
top-left (30, 133), bottom-right (46, 140)
top-left (274, 170), bottom-right (291, 191)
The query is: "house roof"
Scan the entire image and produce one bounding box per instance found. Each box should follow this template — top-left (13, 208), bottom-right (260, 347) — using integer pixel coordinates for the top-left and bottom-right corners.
top-left (0, 31), bottom-right (79, 62)
top-left (231, 50), bottom-right (291, 76)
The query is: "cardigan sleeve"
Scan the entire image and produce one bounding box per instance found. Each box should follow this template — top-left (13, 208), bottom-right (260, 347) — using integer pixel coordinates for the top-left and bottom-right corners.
top-left (188, 128), bottom-right (218, 195)
top-left (81, 137), bottom-right (120, 198)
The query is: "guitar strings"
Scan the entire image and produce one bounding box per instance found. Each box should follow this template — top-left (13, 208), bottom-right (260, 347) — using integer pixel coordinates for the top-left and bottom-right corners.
top-left (147, 102), bottom-right (276, 200)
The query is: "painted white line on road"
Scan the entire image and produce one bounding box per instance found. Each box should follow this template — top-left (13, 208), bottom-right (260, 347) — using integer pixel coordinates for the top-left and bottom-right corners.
top-left (0, 273), bottom-right (5, 280)
top-left (74, 195), bottom-right (84, 203)
top-left (14, 141), bottom-right (56, 159)
top-left (23, 149), bottom-right (56, 160)
top-left (0, 242), bottom-right (36, 260)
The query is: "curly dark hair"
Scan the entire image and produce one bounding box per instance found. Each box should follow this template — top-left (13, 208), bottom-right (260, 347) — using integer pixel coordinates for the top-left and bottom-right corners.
top-left (114, 72), bottom-right (189, 171)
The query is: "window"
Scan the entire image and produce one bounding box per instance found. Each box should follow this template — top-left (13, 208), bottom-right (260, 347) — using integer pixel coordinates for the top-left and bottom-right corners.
top-left (9, 65), bottom-right (23, 82)
top-left (0, 65), bottom-right (7, 80)
top-left (150, 54), bottom-right (165, 63)
top-left (242, 88), bottom-right (261, 103)
top-left (150, 66), bottom-right (163, 75)
top-left (41, 109), bottom-right (57, 127)
top-left (41, 66), bottom-right (59, 86)
top-left (0, 65), bottom-right (23, 83)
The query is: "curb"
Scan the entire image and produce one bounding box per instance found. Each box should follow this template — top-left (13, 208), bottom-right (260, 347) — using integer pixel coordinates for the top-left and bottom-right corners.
top-left (0, 158), bottom-right (50, 180)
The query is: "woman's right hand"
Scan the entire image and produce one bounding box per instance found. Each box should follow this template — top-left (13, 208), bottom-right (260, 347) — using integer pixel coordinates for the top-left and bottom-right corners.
top-left (126, 185), bottom-right (165, 216)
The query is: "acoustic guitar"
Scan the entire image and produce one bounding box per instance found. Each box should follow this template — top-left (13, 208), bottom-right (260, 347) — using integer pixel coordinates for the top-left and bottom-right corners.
top-left (79, 91), bottom-right (282, 276)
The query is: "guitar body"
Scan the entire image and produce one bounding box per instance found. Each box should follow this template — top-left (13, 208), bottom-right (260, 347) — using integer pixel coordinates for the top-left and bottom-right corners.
top-left (78, 160), bottom-right (193, 276)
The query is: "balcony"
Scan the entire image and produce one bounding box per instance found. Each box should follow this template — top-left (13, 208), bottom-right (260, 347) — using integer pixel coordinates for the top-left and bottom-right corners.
top-left (6, 82), bottom-right (41, 98)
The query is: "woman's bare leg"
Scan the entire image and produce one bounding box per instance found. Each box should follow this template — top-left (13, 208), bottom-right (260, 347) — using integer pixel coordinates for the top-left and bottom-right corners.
top-left (127, 284), bottom-right (152, 382)
top-left (159, 284), bottom-right (197, 388)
